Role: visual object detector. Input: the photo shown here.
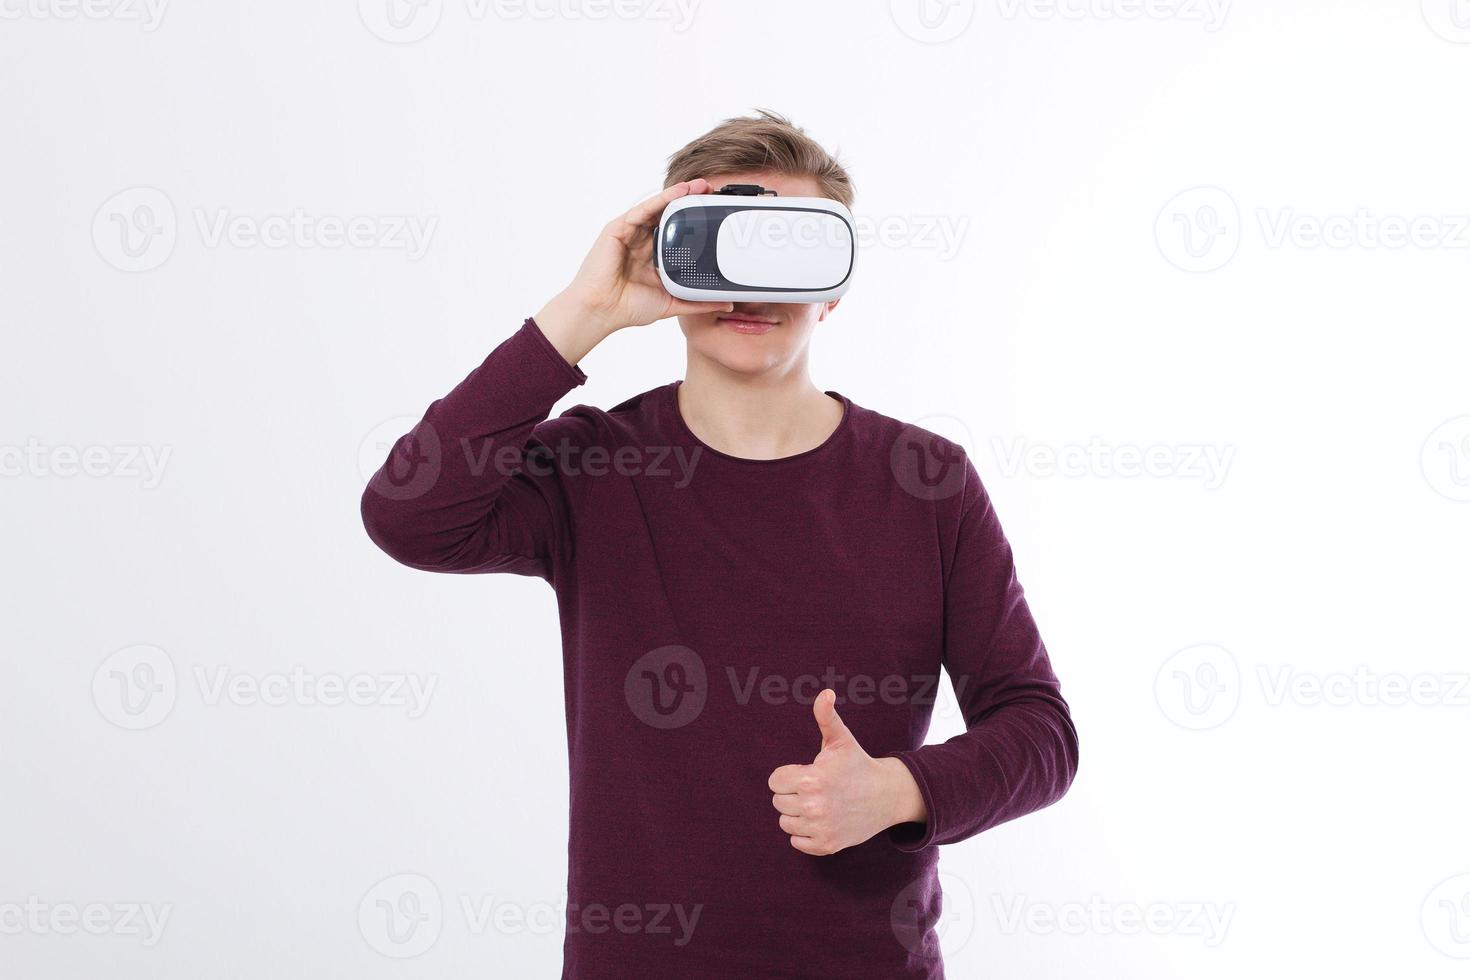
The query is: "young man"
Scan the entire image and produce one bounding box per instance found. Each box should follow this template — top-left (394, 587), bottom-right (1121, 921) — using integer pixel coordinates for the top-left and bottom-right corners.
top-left (361, 111), bottom-right (1078, 979)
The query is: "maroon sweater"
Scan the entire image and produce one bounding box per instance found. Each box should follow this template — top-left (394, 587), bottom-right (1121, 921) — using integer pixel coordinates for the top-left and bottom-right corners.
top-left (360, 319), bottom-right (1078, 979)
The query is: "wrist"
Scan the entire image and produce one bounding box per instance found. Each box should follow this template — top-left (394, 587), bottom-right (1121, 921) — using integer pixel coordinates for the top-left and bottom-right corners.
top-left (534, 291), bottom-right (616, 366)
top-left (876, 757), bottom-right (928, 828)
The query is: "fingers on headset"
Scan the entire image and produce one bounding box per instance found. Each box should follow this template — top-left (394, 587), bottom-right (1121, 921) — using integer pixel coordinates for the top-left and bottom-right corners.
top-left (622, 190), bottom-right (671, 228)
top-left (625, 179), bottom-right (709, 227)
top-left (668, 299), bottom-right (734, 317)
top-left (628, 263), bottom-right (662, 289)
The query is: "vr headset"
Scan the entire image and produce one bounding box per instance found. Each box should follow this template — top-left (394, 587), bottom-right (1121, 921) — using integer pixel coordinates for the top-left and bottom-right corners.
top-left (654, 184), bottom-right (855, 303)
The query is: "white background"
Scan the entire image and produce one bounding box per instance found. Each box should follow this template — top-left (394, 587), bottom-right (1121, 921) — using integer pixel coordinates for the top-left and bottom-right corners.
top-left (3, 1), bottom-right (1469, 977)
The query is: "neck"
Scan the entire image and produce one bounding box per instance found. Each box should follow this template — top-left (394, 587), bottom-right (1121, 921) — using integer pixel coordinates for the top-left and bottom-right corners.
top-left (677, 354), bottom-right (844, 461)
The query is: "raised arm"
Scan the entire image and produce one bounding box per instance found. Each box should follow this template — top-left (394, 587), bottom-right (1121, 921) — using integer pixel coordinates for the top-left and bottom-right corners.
top-left (360, 179), bottom-right (733, 579)
top-left (360, 319), bottom-right (587, 578)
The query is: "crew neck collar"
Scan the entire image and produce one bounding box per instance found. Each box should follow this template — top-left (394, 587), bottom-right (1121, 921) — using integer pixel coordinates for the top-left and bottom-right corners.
top-left (662, 381), bottom-right (852, 465)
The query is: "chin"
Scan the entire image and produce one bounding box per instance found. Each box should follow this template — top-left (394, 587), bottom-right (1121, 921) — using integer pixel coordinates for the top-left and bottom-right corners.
top-left (704, 344), bottom-right (789, 376)
top-left (682, 316), bottom-right (799, 375)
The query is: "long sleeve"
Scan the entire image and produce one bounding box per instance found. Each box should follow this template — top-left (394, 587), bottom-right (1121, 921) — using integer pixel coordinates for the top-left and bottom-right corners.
top-left (360, 317), bottom-right (587, 580)
top-left (888, 460), bottom-right (1079, 850)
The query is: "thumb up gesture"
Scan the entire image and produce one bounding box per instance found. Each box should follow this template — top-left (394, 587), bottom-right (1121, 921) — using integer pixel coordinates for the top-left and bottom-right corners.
top-left (768, 689), bottom-right (928, 856)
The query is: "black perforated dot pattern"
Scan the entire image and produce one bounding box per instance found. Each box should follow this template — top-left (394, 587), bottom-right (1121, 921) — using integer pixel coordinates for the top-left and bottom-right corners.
top-left (665, 245), bottom-right (728, 289)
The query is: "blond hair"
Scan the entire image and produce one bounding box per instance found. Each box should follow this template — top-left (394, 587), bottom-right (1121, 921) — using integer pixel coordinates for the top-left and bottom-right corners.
top-left (664, 109), bottom-right (854, 207)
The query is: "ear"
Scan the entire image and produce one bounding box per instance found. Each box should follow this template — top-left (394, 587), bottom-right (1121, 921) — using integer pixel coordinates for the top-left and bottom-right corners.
top-left (818, 299), bottom-right (841, 321)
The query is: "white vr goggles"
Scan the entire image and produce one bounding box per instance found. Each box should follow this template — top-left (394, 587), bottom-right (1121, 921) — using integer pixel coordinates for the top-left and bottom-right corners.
top-left (655, 184), bottom-right (855, 303)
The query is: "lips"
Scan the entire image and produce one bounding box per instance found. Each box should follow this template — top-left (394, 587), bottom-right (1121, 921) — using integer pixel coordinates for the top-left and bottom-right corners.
top-left (718, 314), bottom-right (779, 335)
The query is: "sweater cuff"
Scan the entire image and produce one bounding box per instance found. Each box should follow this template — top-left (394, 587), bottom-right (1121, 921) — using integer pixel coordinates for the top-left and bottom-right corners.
top-left (885, 750), bottom-right (940, 852)
top-left (523, 316), bottom-right (588, 387)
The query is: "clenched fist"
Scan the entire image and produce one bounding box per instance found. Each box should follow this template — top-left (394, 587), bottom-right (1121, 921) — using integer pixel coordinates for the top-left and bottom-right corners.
top-left (768, 689), bottom-right (928, 856)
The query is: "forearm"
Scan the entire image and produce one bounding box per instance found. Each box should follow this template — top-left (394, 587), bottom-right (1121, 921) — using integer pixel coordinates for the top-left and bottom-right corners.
top-left (890, 696), bottom-right (1077, 850)
top-left (875, 756), bottom-right (928, 827)
top-left (533, 291), bottom-right (615, 367)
